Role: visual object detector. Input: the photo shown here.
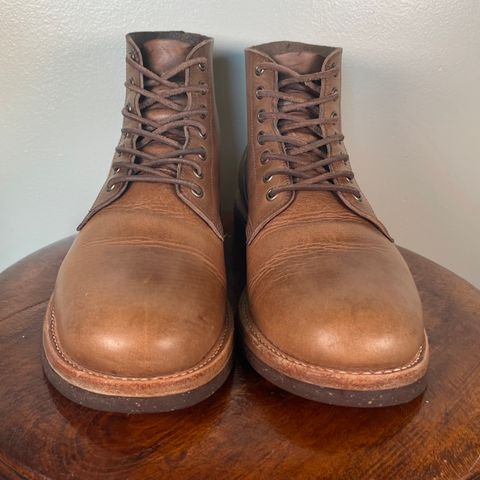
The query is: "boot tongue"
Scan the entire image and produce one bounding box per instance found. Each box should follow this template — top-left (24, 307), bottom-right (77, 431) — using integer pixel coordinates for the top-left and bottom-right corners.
top-left (271, 51), bottom-right (327, 160)
top-left (137, 38), bottom-right (194, 171)
top-left (272, 50), bottom-right (325, 75)
top-left (141, 38), bottom-right (193, 75)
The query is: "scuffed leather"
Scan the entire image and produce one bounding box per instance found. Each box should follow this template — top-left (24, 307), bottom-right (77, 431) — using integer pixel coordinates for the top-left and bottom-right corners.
top-left (243, 42), bottom-right (425, 372)
top-left (79, 32), bottom-right (223, 239)
top-left (245, 43), bottom-right (391, 243)
top-left (55, 185), bottom-right (226, 377)
top-left (52, 32), bottom-right (226, 378)
top-left (247, 191), bottom-right (424, 371)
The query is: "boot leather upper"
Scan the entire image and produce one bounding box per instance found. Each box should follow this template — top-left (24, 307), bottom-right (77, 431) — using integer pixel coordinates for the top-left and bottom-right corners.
top-left (244, 42), bottom-right (425, 372)
top-left (51, 32), bottom-right (226, 378)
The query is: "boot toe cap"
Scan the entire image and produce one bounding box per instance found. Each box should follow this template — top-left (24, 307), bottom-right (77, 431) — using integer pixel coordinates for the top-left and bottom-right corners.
top-left (254, 291), bottom-right (424, 372)
top-left (51, 243), bottom-right (226, 378)
top-left (249, 236), bottom-right (425, 372)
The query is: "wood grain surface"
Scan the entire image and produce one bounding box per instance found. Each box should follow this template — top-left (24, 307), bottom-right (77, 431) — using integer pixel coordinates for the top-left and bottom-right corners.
top-left (0, 235), bottom-right (479, 480)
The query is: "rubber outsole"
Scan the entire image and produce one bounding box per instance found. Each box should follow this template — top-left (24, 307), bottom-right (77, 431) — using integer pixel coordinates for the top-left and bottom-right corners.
top-left (42, 350), bottom-right (233, 413)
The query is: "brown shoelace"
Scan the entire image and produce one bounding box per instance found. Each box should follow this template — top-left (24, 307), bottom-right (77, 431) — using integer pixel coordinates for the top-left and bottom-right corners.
top-left (106, 55), bottom-right (208, 197)
top-left (256, 62), bottom-right (361, 200)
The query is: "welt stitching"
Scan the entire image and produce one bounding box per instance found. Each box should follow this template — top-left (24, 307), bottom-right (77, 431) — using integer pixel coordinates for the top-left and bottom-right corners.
top-left (49, 306), bottom-right (229, 381)
top-left (241, 297), bottom-right (424, 376)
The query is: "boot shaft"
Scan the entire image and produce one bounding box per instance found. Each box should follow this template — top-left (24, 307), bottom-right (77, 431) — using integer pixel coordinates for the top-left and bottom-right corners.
top-left (243, 41), bottom-right (390, 242)
top-left (79, 31), bottom-right (223, 238)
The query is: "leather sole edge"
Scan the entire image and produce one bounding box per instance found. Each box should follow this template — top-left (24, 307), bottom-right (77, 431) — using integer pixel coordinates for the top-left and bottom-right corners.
top-left (42, 298), bottom-right (234, 413)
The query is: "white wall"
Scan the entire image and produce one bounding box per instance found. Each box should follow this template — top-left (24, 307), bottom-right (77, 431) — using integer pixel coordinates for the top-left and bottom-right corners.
top-left (1, 0), bottom-right (479, 287)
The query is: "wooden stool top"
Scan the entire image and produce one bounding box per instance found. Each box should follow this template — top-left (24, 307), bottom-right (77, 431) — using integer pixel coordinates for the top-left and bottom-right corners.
top-left (0, 237), bottom-right (479, 480)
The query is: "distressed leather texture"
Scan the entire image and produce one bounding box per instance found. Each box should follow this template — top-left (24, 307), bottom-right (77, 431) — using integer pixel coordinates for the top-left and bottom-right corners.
top-left (243, 41), bottom-right (426, 372)
top-left (79, 32), bottom-right (223, 238)
top-left (50, 32), bottom-right (226, 378)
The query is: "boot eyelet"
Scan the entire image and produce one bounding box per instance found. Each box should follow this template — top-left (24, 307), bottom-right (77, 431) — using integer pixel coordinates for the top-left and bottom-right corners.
top-left (192, 187), bottom-right (204, 198)
top-left (330, 87), bottom-right (338, 95)
top-left (257, 131), bottom-right (265, 145)
top-left (263, 175), bottom-right (272, 183)
top-left (200, 105), bottom-right (207, 119)
top-left (266, 189), bottom-right (277, 201)
top-left (353, 192), bottom-right (362, 202)
top-left (257, 109), bottom-right (265, 123)
top-left (106, 183), bottom-right (116, 192)
top-left (198, 148), bottom-right (207, 161)
top-left (126, 103), bottom-right (133, 113)
top-left (345, 176), bottom-right (351, 183)
top-left (113, 167), bottom-right (120, 173)
top-left (198, 130), bottom-right (207, 140)
top-left (193, 168), bottom-right (203, 179)
top-left (260, 150), bottom-right (270, 164)
top-left (255, 65), bottom-right (265, 76)
top-left (331, 111), bottom-right (338, 118)
top-left (129, 52), bottom-right (136, 61)
top-left (129, 78), bottom-right (135, 85)
top-left (255, 86), bottom-right (264, 99)
top-left (198, 63), bottom-right (206, 71)
top-left (198, 81), bottom-right (207, 95)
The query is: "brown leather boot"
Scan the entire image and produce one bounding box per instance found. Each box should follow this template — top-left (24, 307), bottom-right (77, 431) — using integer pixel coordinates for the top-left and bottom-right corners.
top-left (42, 32), bottom-right (233, 413)
top-left (238, 41), bottom-right (429, 407)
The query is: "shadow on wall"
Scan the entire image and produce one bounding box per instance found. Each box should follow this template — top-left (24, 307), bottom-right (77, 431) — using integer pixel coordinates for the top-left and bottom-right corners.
top-left (213, 50), bottom-right (247, 212)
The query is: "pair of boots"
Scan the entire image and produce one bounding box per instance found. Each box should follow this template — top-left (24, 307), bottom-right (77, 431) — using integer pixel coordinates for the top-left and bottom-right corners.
top-left (42, 31), bottom-right (429, 413)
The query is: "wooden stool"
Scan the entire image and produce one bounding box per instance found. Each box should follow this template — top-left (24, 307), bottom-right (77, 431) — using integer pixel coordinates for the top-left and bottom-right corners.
top-left (0, 237), bottom-right (479, 479)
